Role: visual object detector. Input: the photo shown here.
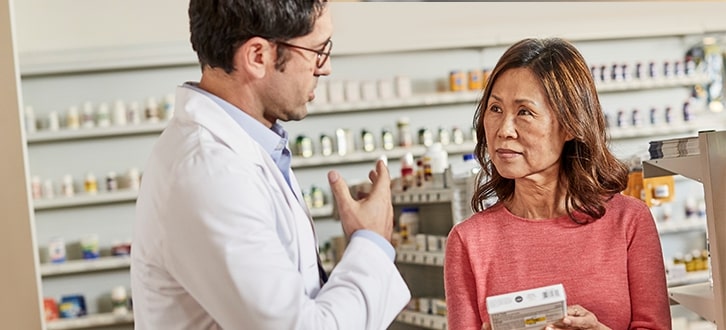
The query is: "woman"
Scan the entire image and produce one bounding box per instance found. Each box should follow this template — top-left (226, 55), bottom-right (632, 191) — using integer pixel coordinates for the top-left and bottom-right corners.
top-left (444, 38), bottom-right (671, 330)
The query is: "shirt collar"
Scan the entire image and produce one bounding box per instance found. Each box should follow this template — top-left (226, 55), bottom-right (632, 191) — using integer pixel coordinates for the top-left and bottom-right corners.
top-left (181, 82), bottom-right (289, 161)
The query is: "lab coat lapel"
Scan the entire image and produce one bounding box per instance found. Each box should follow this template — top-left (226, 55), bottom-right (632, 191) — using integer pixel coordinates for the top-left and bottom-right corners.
top-left (177, 87), bottom-right (321, 294)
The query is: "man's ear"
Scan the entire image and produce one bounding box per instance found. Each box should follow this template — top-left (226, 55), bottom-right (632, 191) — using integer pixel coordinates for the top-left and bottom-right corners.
top-left (235, 37), bottom-right (272, 79)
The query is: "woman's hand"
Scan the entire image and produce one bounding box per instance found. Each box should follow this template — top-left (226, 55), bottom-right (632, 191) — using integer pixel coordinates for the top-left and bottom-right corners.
top-left (545, 305), bottom-right (611, 330)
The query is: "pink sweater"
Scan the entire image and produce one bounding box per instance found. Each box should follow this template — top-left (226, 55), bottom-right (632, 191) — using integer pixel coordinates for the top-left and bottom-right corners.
top-left (444, 194), bottom-right (671, 330)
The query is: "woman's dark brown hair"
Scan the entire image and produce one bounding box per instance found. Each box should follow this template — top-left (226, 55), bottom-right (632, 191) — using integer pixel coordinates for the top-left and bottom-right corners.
top-left (472, 38), bottom-right (629, 223)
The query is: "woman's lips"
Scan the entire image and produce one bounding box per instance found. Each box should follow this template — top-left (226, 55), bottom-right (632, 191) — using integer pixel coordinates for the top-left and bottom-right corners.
top-left (496, 148), bottom-right (521, 159)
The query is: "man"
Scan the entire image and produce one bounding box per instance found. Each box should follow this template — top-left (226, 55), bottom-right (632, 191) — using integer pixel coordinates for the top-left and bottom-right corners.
top-left (130, 1), bottom-right (410, 329)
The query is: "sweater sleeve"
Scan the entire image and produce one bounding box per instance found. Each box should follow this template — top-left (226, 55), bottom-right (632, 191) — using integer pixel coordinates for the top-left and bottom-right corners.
top-left (444, 226), bottom-right (484, 330)
top-left (627, 202), bottom-right (672, 329)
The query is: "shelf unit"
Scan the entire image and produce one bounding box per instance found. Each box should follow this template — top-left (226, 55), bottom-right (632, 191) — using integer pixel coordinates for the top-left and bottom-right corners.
top-left (40, 256), bottom-right (131, 277)
top-left (26, 122), bottom-right (169, 144)
top-left (395, 311), bottom-right (447, 330)
top-left (396, 250), bottom-right (445, 267)
top-left (33, 189), bottom-right (138, 211)
top-left (657, 219), bottom-right (707, 235)
top-left (46, 312), bottom-right (134, 330)
top-left (643, 130), bottom-right (726, 327)
top-left (668, 271), bottom-right (711, 288)
top-left (390, 188), bottom-right (456, 330)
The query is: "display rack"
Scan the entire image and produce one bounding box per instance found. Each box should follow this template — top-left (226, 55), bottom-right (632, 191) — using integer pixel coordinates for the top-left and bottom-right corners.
top-left (46, 312), bottom-right (134, 330)
top-left (643, 130), bottom-right (726, 327)
top-left (40, 256), bottom-right (131, 277)
top-left (390, 188), bottom-right (456, 330)
top-left (292, 142), bottom-right (475, 169)
top-left (32, 189), bottom-right (138, 210)
top-left (395, 311), bottom-right (447, 330)
top-left (26, 122), bottom-right (168, 144)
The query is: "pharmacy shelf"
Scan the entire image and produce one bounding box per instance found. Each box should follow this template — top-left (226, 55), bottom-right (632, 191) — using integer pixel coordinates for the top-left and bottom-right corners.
top-left (396, 250), bottom-right (445, 267)
top-left (608, 121), bottom-right (703, 140)
top-left (396, 310), bottom-right (447, 330)
top-left (594, 74), bottom-right (708, 93)
top-left (24, 76), bottom-right (709, 145)
top-left (657, 220), bottom-right (708, 235)
top-left (392, 188), bottom-right (453, 205)
top-left (26, 122), bottom-right (168, 144)
top-left (40, 256), bottom-right (131, 277)
top-left (307, 75), bottom-right (709, 116)
top-left (46, 312), bottom-right (134, 330)
top-left (33, 189), bottom-right (138, 211)
top-left (310, 204), bottom-right (334, 219)
top-left (291, 142), bottom-right (475, 169)
top-left (668, 270), bottom-right (711, 288)
top-left (308, 91), bottom-right (481, 115)
top-left (645, 130), bottom-right (726, 327)
top-left (643, 155), bottom-right (702, 182)
top-left (668, 282), bottom-right (716, 321)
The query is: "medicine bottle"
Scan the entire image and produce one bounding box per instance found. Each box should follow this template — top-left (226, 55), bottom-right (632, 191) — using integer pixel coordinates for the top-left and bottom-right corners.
top-left (449, 70), bottom-right (465, 92)
top-left (361, 129), bottom-right (375, 152)
top-left (399, 207), bottom-right (420, 237)
top-left (397, 117), bottom-right (413, 148)
top-left (84, 172), bottom-right (98, 194)
top-left (62, 174), bottom-right (75, 197)
top-left (381, 128), bottom-right (395, 151)
top-left (111, 286), bottom-right (129, 315)
top-left (400, 152), bottom-right (415, 191)
top-left (97, 103), bottom-right (111, 128)
top-left (106, 172), bottom-right (118, 192)
top-left (319, 134), bottom-right (333, 156)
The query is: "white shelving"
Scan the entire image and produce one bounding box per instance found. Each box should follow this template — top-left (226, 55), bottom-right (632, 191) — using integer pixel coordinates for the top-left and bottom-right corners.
top-left (594, 74), bottom-right (708, 93)
top-left (668, 271), bottom-right (711, 288)
top-left (644, 130), bottom-right (726, 327)
top-left (643, 155), bottom-right (703, 182)
top-left (22, 74), bottom-right (711, 147)
top-left (40, 256), bottom-right (131, 277)
top-left (396, 250), bottom-right (445, 267)
top-left (392, 188), bottom-right (453, 205)
top-left (292, 142), bottom-right (475, 169)
top-left (657, 219), bottom-right (707, 235)
top-left (26, 122), bottom-right (169, 144)
top-left (608, 119), bottom-right (710, 140)
top-left (309, 204), bottom-right (333, 219)
top-left (46, 312), bottom-right (134, 330)
top-left (32, 189), bottom-right (138, 211)
top-left (391, 187), bottom-right (454, 330)
top-left (396, 311), bottom-right (447, 330)
top-left (308, 91), bottom-right (481, 115)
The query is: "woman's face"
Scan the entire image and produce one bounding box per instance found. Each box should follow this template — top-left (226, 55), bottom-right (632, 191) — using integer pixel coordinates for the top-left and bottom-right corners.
top-left (483, 67), bottom-right (572, 182)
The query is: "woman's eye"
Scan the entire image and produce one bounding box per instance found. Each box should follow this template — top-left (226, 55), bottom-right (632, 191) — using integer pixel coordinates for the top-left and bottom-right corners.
top-left (518, 108), bottom-right (533, 116)
top-left (489, 105), bottom-right (502, 113)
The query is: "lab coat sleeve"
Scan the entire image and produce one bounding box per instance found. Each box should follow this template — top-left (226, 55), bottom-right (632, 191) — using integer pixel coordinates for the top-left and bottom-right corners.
top-left (160, 143), bottom-right (409, 330)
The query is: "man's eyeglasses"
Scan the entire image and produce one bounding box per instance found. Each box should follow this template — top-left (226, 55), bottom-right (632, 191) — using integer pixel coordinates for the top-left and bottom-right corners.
top-left (275, 39), bottom-right (333, 69)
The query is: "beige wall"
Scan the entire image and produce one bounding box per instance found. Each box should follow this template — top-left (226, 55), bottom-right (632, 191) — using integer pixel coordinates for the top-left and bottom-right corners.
top-left (0, 0), bottom-right (44, 327)
top-left (11, 2), bottom-right (726, 57)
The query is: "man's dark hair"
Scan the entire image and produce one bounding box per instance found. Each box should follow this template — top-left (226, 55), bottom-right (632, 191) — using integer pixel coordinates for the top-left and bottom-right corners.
top-left (189, 0), bottom-right (327, 73)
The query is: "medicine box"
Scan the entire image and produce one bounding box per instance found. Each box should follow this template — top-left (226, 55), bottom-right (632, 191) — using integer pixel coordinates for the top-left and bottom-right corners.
top-left (486, 283), bottom-right (567, 330)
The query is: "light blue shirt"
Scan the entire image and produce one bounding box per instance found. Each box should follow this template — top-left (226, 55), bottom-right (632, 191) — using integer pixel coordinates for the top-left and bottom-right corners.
top-left (181, 82), bottom-right (394, 262)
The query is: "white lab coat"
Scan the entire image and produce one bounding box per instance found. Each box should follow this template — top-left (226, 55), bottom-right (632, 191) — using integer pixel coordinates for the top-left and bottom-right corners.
top-left (131, 86), bottom-right (410, 330)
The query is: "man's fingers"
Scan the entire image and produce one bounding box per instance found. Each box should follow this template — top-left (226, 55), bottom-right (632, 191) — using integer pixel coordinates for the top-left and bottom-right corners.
top-left (369, 160), bottom-right (391, 193)
top-left (328, 170), bottom-right (354, 208)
